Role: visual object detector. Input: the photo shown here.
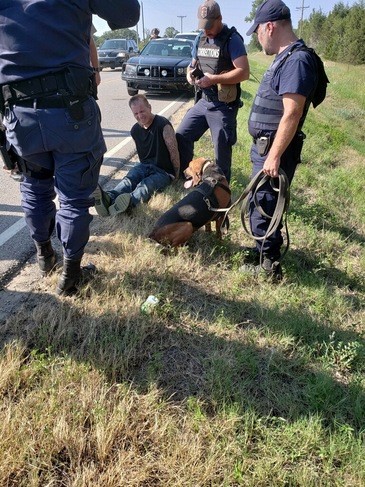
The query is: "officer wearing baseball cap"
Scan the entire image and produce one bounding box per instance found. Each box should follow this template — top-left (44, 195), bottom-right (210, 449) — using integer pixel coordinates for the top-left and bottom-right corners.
top-left (246, 0), bottom-right (291, 35)
top-left (240, 0), bottom-right (328, 280)
top-left (176, 0), bottom-right (250, 183)
top-left (197, 0), bottom-right (222, 29)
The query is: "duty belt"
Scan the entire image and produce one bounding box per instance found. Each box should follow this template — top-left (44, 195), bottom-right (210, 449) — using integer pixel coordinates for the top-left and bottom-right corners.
top-left (8, 96), bottom-right (71, 109)
top-left (201, 91), bottom-right (219, 103)
top-left (252, 131), bottom-right (306, 157)
top-left (1, 71), bottom-right (70, 105)
top-left (0, 67), bottom-right (94, 110)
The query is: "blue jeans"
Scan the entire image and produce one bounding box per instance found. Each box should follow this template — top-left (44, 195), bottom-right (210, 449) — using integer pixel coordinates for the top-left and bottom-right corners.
top-left (108, 163), bottom-right (171, 207)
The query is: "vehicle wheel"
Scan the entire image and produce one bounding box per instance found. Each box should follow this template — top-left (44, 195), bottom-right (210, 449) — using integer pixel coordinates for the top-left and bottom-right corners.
top-left (127, 87), bottom-right (138, 96)
top-left (110, 64), bottom-right (116, 70)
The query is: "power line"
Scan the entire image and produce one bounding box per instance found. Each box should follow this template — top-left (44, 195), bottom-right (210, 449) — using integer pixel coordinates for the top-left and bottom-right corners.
top-left (296, 0), bottom-right (309, 37)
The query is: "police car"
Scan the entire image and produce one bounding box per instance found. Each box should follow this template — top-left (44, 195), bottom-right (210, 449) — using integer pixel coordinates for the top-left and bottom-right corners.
top-left (121, 38), bottom-right (194, 96)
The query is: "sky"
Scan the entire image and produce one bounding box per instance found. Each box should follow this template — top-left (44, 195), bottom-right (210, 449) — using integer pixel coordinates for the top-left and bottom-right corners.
top-left (93, 0), bottom-right (357, 41)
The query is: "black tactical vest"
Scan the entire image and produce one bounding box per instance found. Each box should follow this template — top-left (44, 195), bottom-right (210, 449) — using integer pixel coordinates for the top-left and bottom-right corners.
top-left (197, 25), bottom-right (241, 102)
top-left (248, 41), bottom-right (319, 138)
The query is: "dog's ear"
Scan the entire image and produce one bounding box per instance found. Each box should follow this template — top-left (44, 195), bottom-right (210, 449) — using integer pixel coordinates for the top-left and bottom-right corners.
top-left (184, 157), bottom-right (207, 188)
top-left (191, 171), bottom-right (202, 187)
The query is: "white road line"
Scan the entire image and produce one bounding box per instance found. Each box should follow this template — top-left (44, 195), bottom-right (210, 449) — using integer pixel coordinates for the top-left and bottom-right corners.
top-left (103, 135), bottom-right (133, 158)
top-left (0, 97), bottom-right (184, 247)
top-left (0, 217), bottom-right (26, 247)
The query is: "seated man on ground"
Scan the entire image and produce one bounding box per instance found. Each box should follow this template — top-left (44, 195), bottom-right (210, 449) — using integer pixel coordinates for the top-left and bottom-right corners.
top-left (94, 94), bottom-right (180, 216)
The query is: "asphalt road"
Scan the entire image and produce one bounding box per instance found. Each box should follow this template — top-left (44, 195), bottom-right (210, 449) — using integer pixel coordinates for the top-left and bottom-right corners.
top-left (0, 69), bottom-right (190, 286)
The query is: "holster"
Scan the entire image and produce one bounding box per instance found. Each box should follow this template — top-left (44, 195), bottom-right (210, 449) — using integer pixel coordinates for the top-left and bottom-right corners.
top-left (0, 124), bottom-right (16, 170)
top-left (194, 87), bottom-right (202, 105)
top-left (217, 83), bottom-right (237, 103)
top-left (256, 136), bottom-right (271, 157)
top-left (64, 66), bottom-right (93, 98)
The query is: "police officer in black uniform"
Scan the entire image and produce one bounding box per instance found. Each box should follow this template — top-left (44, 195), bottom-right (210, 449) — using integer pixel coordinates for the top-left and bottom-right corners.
top-left (0, 0), bottom-right (140, 296)
top-left (176, 0), bottom-right (249, 182)
top-left (242, 0), bottom-right (328, 279)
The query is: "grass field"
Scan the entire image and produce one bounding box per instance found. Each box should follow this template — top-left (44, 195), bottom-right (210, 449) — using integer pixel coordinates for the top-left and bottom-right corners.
top-left (0, 52), bottom-right (364, 486)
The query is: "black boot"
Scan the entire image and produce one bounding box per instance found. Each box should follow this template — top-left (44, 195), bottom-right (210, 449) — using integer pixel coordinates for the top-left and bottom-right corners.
top-left (56, 258), bottom-right (96, 296)
top-left (34, 239), bottom-right (57, 277)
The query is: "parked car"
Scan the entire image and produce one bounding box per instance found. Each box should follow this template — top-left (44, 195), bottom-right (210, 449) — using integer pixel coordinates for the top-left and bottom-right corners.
top-left (175, 32), bottom-right (201, 42)
top-left (121, 38), bottom-right (194, 96)
top-left (98, 38), bottom-right (138, 70)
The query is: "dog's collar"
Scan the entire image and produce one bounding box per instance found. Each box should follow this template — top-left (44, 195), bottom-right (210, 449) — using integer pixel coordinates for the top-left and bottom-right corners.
top-left (202, 159), bottom-right (213, 173)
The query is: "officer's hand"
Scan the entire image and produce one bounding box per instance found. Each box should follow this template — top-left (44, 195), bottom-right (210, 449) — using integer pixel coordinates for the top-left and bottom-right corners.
top-left (187, 70), bottom-right (196, 85)
top-left (263, 155), bottom-right (280, 178)
top-left (95, 72), bottom-right (101, 86)
top-left (196, 73), bottom-right (214, 89)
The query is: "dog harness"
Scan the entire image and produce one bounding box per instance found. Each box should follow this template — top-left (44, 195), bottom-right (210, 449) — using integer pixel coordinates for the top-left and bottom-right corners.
top-left (154, 165), bottom-right (231, 229)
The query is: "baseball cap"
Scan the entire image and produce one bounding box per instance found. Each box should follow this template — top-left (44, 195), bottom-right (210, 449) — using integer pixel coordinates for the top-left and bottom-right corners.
top-left (197, 0), bottom-right (221, 30)
top-left (246, 0), bottom-right (291, 36)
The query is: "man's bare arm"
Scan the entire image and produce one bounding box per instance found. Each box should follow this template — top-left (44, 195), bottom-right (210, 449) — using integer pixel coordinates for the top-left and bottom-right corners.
top-left (89, 37), bottom-right (101, 86)
top-left (196, 55), bottom-right (250, 88)
top-left (162, 124), bottom-right (180, 178)
top-left (263, 93), bottom-right (306, 177)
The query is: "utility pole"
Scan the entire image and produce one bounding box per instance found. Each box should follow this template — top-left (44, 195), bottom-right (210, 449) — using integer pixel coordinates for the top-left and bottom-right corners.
top-left (141, 1), bottom-right (145, 41)
top-left (296, 0), bottom-right (309, 38)
top-left (177, 15), bottom-right (186, 33)
top-left (135, 23), bottom-right (139, 48)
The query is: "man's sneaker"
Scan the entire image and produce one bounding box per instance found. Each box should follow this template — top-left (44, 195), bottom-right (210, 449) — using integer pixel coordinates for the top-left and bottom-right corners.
top-left (239, 256), bottom-right (283, 281)
top-left (93, 184), bottom-right (112, 217)
top-left (109, 193), bottom-right (131, 216)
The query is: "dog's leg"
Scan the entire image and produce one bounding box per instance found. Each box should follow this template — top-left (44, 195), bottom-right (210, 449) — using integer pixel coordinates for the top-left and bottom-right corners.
top-left (215, 215), bottom-right (225, 239)
top-left (205, 222), bottom-right (212, 233)
top-left (149, 222), bottom-right (194, 248)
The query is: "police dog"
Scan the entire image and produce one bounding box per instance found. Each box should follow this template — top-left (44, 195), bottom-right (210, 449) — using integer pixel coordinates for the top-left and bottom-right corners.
top-left (149, 157), bottom-right (231, 247)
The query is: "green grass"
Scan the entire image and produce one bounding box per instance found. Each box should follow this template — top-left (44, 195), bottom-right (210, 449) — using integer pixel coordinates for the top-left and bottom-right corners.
top-left (0, 52), bottom-right (364, 486)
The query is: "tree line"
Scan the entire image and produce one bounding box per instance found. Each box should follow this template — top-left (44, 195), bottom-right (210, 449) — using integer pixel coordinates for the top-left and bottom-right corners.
top-left (246, 1), bottom-right (365, 65)
top-left (94, 2), bottom-right (364, 65)
top-left (300, 1), bottom-right (365, 64)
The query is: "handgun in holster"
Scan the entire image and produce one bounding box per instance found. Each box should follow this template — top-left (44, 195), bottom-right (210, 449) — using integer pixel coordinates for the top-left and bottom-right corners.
top-left (256, 136), bottom-right (271, 157)
top-left (0, 126), bottom-right (17, 171)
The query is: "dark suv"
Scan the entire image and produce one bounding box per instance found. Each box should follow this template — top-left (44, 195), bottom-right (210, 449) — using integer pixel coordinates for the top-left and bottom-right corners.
top-left (98, 39), bottom-right (138, 70)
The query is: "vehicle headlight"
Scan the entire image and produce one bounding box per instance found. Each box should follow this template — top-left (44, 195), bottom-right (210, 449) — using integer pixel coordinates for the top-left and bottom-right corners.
top-left (124, 64), bottom-right (137, 75)
top-left (177, 67), bottom-right (187, 75)
top-left (116, 52), bottom-right (126, 58)
top-left (144, 69), bottom-right (150, 76)
top-left (161, 69), bottom-right (168, 77)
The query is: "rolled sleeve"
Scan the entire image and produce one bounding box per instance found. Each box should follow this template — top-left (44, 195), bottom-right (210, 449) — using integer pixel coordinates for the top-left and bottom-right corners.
top-left (91, 0), bottom-right (140, 29)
